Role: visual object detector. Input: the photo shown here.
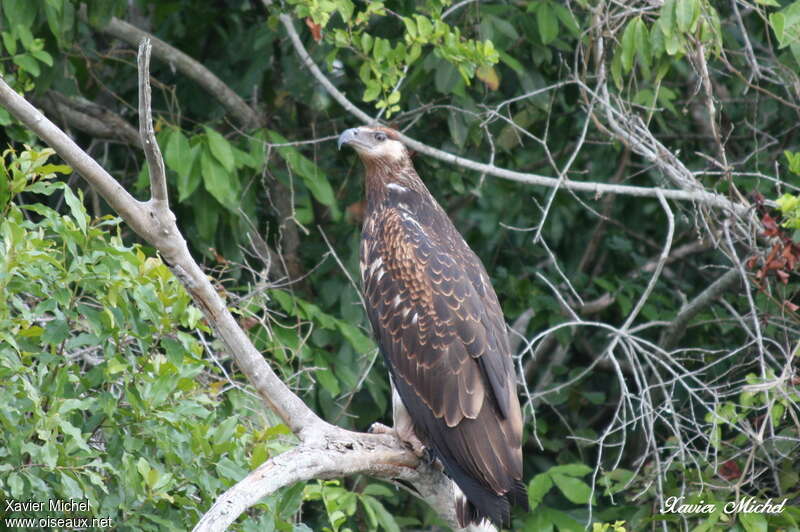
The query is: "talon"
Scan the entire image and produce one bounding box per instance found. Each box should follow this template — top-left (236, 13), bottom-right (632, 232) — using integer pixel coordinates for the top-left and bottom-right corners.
top-left (369, 422), bottom-right (393, 435)
top-left (423, 447), bottom-right (436, 465)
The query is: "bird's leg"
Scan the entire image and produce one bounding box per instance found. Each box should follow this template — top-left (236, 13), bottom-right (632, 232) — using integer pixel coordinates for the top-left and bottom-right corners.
top-left (369, 383), bottom-right (426, 457)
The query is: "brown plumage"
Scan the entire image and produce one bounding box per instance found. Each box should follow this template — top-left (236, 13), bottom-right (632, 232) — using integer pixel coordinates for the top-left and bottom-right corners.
top-left (339, 126), bottom-right (527, 528)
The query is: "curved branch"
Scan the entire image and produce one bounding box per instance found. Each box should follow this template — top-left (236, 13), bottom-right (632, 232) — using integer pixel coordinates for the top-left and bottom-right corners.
top-left (278, 13), bottom-right (750, 214)
top-left (193, 432), bottom-right (461, 532)
top-left (82, 5), bottom-right (261, 130)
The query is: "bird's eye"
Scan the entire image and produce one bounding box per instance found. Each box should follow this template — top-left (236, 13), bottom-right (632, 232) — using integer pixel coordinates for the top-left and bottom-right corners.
top-left (374, 132), bottom-right (387, 142)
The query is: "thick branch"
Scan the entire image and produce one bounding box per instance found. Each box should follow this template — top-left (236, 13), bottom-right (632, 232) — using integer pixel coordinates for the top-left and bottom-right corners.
top-left (0, 80), bottom-right (149, 234)
top-left (83, 5), bottom-right (261, 130)
top-left (34, 91), bottom-right (142, 148)
top-left (279, 13), bottom-right (749, 213)
top-left (193, 432), bottom-right (461, 532)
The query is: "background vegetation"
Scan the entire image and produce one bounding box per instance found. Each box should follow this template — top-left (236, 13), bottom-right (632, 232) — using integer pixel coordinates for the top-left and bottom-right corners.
top-left (1, 0), bottom-right (799, 530)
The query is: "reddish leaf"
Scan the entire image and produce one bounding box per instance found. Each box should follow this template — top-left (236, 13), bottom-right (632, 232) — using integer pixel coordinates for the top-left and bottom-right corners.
top-left (785, 300), bottom-right (799, 312)
top-left (776, 269), bottom-right (790, 284)
top-left (718, 460), bottom-right (741, 481)
top-left (762, 213), bottom-right (780, 237)
top-left (306, 17), bottom-right (323, 42)
top-left (782, 245), bottom-right (798, 270)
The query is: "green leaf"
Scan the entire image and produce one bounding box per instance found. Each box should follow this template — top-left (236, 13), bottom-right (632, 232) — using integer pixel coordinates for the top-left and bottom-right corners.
top-left (360, 496), bottom-right (400, 532)
top-left (363, 81), bottom-right (381, 103)
top-left (43, 318), bottom-right (70, 345)
top-left (538, 2), bottom-right (559, 45)
top-left (87, 0), bottom-right (116, 27)
top-left (551, 473), bottom-right (593, 504)
top-left (1, 32), bottom-right (17, 55)
top-left (16, 25), bottom-right (35, 51)
top-left (611, 49), bottom-right (624, 90)
top-left (553, 4), bottom-right (581, 38)
top-left (267, 130), bottom-right (338, 214)
top-left (277, 482), bottom-right (306, 520)
top-left (204, 126), bottom-right (236, 172)
top-left (313, 354), bottom-right (340, 396)
top-left (676, 0), bottom-right (697, 33)
top-left (448, 110), bottom-right (468, 148)
top-left (4, 1), bottom-right (37, 31)
top-left (620, 20), bottom-right (637, 73)
top-left (360, 32), bottom-right (373, 53)
top-left (215, 457), bottom-right (248, 481)
top-left (544, 507), bottom-right (584, 532)
top-left (165, 128), bottom-right (193, 178)
top-left (634, 17), bottom-right (651, 76)
top-left (415, 15), bottom-right (433, 40)
top-left (739, 512), bottom-right (768, 532)
top-left (59, 418), bottom-right (91, 452)
top-left (373, 37), bottom-right (390, 61)
top-left (178, 145), bottom-right (202, 202)
top-left (0, 164), bottom-right (9, 210)
top-left (200, 148), bottom-right (238, 210)
top-left (36, 55), bottom-right (60, 75)
top-left (403, 17), bottom-right (417, 40)
top-left (13, 54), bottom-right (40, 77)
top-left (548, 463), bottom-right (592, 477)
top-left (63, 186), bottom-right (88, 233)
top-left (528, 472), bottom-right (553, 511)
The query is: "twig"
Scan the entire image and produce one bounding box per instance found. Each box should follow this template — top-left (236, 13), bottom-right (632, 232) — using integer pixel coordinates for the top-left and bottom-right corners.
top-left (659, 269), bottom-right (741, 351)
top-left (138, 41), bottom-right (168, 203)
top-left (84, 6), bottom-right (261, 129)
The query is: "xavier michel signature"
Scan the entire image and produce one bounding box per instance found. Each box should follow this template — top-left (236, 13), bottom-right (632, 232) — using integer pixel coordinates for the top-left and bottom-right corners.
top-left (660, 496), bottom-right (788, 515)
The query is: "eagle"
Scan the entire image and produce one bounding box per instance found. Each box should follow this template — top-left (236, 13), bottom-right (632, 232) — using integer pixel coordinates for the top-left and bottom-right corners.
top-left (338, 126), bottom-right (527, 529)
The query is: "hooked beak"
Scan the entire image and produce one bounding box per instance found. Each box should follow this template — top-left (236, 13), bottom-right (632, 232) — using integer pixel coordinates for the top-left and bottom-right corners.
top-left (337, 128), bottom-right (360, 150)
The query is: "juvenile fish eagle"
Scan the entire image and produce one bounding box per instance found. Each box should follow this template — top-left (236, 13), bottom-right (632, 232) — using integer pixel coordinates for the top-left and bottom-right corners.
top-left (339, 126), bottom-right (527, 529)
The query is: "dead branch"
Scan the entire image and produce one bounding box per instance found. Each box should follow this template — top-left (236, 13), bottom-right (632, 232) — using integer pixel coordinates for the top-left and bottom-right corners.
top-left (82, 5), bottom-right (261, 130)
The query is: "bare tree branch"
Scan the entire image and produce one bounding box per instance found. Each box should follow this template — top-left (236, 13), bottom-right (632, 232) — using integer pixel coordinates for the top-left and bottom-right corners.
top-left (193, 435), bottom-right (461, 532)
top-left (138, 41), bottom-right (168, 203)
top-left (82, 5), bottom-right (262, 130)
top-left (279, 11), bottom-right (754, 213)
top-left (659, 268), bottom-right (742, 351)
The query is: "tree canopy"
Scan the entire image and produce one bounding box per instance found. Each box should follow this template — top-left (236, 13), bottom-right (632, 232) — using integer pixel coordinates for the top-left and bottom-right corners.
top-left (1, 0), bottom-right (799, 531)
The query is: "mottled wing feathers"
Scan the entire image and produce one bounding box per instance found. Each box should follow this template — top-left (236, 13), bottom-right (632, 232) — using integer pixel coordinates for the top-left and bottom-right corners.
top-left (361, 206), bottom-right (524, 523)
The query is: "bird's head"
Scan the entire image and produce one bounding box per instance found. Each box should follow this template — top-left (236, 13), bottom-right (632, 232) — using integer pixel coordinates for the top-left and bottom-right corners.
top-left (338, 126), bottom-right (408, 165)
